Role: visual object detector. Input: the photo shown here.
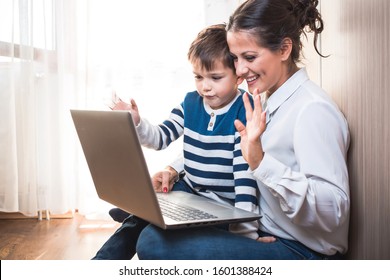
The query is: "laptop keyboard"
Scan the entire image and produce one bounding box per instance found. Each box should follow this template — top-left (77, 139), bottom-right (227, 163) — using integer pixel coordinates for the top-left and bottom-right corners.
top-left (158, 197), bottom-right (218, 221)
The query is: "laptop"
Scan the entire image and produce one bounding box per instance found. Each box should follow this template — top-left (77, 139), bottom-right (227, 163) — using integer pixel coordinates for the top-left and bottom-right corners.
top-left (70, 109), bottom-right (261, 229)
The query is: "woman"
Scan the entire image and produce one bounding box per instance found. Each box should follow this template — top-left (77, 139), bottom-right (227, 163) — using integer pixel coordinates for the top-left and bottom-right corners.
top-left (136, 0), bottom-right (350, 260)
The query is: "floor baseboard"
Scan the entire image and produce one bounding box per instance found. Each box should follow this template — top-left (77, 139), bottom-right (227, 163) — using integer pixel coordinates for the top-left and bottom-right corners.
top-left (0, 211), bottom-right (74, 219)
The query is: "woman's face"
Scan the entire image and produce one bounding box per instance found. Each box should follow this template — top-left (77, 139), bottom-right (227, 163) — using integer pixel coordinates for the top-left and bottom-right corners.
top-left (227, 30), bottom-right (288, 97)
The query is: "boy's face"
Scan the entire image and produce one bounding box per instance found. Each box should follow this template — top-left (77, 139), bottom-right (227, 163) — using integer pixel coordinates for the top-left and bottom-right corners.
top-left (192, 60), bottom-right (242, 110)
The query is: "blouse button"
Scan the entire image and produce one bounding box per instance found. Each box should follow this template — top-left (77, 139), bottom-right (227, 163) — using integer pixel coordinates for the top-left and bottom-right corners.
top-left (211, 112), bottom-right (215, 117)
top-left (209, 122), bottom-right (213, 127)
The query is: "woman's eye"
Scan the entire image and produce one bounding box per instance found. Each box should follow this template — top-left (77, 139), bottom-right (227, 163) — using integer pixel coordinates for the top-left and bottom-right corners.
top-left (245, 56), bottom-right (255, 62)
top-left (230, 54), bottom-right (238, 62)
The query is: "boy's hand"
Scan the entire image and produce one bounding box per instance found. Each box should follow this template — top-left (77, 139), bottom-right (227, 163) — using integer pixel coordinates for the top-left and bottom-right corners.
top-left (110, 91), bottom-right (141, 126)
top-left (152, 166), bottom-right (179, 193)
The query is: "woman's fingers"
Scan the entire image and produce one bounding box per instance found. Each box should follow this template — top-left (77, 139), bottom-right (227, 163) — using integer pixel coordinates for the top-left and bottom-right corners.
top-left (257, 236), bottom-right (276, 243)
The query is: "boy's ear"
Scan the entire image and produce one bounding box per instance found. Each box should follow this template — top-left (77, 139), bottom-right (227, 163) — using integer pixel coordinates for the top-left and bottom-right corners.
top-left (280, 38), bottom-right (293, 61)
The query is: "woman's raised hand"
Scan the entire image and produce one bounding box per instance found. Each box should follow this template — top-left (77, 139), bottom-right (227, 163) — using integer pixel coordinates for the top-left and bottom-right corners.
top-left (234, 89), bottom-right (267, 170)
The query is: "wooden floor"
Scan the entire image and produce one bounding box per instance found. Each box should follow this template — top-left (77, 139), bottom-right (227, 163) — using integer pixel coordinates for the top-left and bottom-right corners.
top-left (0, 212), bottom-right (120, 260)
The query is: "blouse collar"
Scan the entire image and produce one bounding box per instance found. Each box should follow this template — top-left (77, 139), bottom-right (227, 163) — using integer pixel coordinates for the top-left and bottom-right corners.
top-left (264, 68), bottom-right (309, 123)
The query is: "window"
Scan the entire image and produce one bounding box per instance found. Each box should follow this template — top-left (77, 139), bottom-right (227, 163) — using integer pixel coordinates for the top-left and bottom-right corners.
top-left (0, 0), bottom-right (55, 63)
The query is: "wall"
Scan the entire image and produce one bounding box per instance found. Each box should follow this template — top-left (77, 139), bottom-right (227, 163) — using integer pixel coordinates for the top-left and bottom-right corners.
top-left (307, 0), bottom-right (390, 259)
top-left (208, 0), bottom-right (390, 259)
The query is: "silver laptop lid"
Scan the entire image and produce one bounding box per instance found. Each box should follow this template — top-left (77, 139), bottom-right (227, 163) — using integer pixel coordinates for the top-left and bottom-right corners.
top-left (70, 109), bottom-right (165, 227)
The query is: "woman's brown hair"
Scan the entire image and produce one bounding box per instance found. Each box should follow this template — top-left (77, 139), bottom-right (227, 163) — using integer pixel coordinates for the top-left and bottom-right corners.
top-left (227, 0), bottom-right (326, 64)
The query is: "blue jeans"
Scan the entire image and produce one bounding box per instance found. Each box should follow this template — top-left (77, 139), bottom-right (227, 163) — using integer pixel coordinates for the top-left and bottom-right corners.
top-left (92, 180), bottom-right (195, 260)
top-left (136, 226), bottom-right (341, 260)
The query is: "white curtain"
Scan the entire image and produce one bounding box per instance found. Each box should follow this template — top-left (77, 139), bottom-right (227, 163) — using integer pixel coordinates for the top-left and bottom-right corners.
top-left (0, 0), bottom-right (88, 216)
top-left (0, 0), bottom-right (241, 218)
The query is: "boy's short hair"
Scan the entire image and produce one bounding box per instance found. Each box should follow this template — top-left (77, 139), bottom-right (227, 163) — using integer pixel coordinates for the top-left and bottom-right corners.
top-left (188, 23), bottom-right (235, 72)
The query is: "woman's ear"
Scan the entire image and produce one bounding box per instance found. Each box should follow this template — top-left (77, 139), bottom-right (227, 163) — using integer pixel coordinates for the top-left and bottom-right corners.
top-left (280, 38), bottom-right (293, 61)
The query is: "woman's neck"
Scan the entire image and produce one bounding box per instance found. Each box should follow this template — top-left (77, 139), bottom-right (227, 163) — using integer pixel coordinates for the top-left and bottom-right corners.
top-left (266, 63), bottom-right (299, 98)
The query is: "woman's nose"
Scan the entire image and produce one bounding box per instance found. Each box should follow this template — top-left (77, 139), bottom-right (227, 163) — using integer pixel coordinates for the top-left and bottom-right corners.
top-left (235, 59), bottom-right (248, 77)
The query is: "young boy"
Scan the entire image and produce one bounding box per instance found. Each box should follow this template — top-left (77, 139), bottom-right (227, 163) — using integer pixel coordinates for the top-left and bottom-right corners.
top-left (93, 24), bottom-right (259, 259)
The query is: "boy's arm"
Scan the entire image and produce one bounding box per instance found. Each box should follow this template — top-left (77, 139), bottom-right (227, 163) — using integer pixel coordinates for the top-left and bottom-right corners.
top-left (168, 154), bottom-right (185, 174)
top-left (136, 105), bottom-right (185, 150)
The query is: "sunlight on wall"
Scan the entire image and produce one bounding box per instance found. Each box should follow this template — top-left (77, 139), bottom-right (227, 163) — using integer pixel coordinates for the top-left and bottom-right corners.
top-left (85, 0), bottom-right (240, 174)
